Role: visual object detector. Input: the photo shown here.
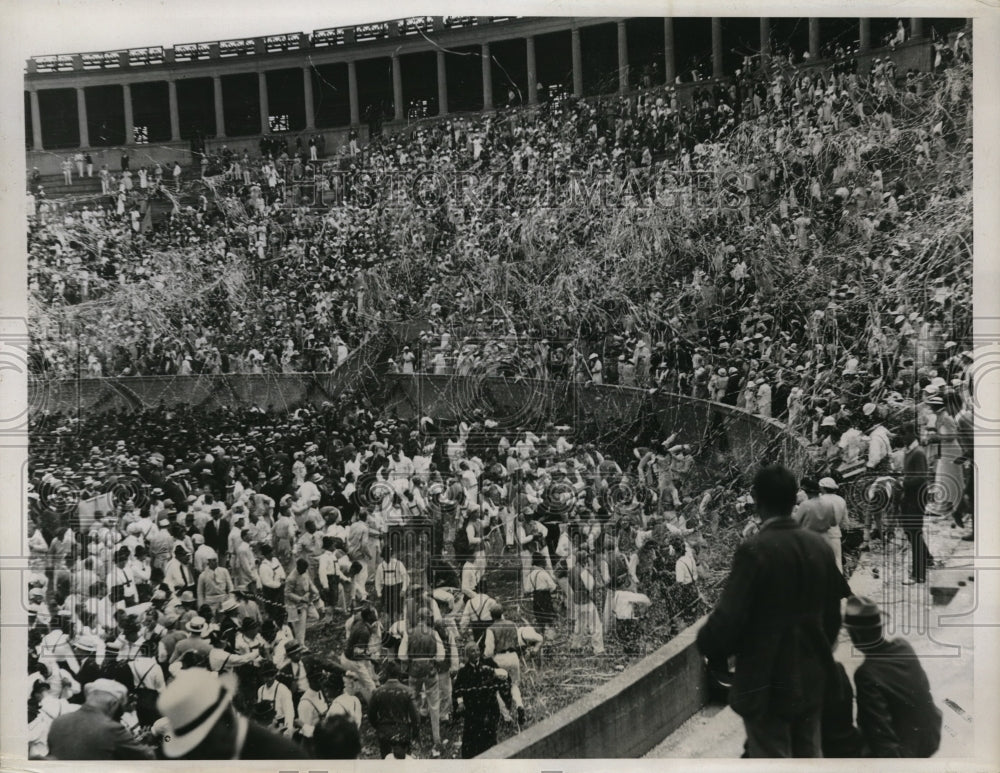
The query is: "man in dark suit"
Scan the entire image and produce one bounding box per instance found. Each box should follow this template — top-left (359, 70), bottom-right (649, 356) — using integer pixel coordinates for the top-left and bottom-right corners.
top-left (697, 464), bottom-right (851, 757)
top-left (157, 668), bottom-right (307, 759)
top-left (898, 422), bottom-right (931, 584)
top-left (844, 595), bottom-right (942, 756)
top-left (48, 679), bottom-right (155, 759)
top-left (203, 507), bottom-right (231, 563)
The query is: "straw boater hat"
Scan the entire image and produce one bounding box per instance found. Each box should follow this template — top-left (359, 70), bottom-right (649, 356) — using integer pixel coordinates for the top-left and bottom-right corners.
top-left (157, 668), bottom-right (237, 758)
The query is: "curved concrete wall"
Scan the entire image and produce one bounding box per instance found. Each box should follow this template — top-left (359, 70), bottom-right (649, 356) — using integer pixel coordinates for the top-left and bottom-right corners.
top-left (482, 618), bottom-right (708, 759)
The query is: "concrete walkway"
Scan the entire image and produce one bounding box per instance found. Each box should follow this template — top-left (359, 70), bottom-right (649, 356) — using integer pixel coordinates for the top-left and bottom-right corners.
top-left (647, 516), bottom-right (976, 758)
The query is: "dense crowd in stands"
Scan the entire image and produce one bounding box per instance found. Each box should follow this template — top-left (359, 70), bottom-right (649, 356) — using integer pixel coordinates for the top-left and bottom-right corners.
top-left (24, 23), bottom-right (974, 761)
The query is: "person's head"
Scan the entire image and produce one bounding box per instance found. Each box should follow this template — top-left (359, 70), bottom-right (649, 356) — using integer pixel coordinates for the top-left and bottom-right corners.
top-left (800, 477), bottom-right (820, 498)
top-left (490, 602), bottom-right (504, 621)
top-left (464, 640), bottom-right (481, 665)
top-left (313, 714), bottom-right (362, 759)
top-left (295, 558), bottom-right (309, 575)
top-left (844, 595), bottom-right (886, 650)
top-left (381, 659), bottom-right (403, 682)
top-left (84, 679), bottom-right (129, 720)
top-left (157, 669), bottom-right (239, 759)
top-left (259, 660), bottom-right (277, 684)
top-left (341, 669), bottom-right (360, 696)
top-left (897, 421), bottom-right (918, 446)
top-left (360, 605), bottom-right (377, 625)
top-left (751, 464), bottom-right (798, 520)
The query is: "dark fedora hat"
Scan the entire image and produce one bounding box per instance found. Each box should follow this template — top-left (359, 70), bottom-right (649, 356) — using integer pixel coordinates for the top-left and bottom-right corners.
top-left (844, 595), bottom-right (884, 628)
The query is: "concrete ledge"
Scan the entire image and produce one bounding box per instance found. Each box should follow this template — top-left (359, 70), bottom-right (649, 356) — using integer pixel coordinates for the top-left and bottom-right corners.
top-left (480, 617), bottom-right (709, 759)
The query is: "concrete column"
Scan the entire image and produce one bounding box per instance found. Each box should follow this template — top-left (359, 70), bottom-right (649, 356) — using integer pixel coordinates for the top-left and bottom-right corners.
top-left (860, 19), bottom-right (871, 52)
top-left (482, 43), bottom-right (494, 109)
top-left (809, 18), bottom-right (820, 59)
top-left (302, 66), bottom-right (315, 129)
top-left (910, 18), bottom-right (924, 38)
top-left (711, 17), bottom-right (723, 79)
top-left (213, 76), bottom-right (225, 138)
top-left (664, 18), bottom-right (676, 84)
top-left (760, 17), bottom-right (771, 66)
top-left (347, 60), bottom-right (360, 125)
top-left (391, 54), bottom-right (404, 121)
top-left (29, 89), bottom-right (43, 150)
top-left (167, 80), bottom-right (181, 141)
top-left (122, 83), bottom-right (134, 144)
top-left (617, 20), bottom-right (629, 92)
top-left (571, 28), bottom-right (583, 97)
top-left (526, 36), bottom-right (537, 105)
top-left (258, 71), bottom-right (270, 135)
top-left (436, 49), bottom-right (448, 115)
top-left (76, 87), bottom-right (89, 147)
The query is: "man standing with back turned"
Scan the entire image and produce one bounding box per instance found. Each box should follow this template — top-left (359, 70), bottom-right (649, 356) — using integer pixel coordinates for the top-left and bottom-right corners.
top-left (697, 464), bottom-right (851, 757)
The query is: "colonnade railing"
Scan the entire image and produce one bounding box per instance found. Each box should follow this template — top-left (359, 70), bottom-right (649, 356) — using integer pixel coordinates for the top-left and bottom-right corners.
top-left (25, 16), bottom-right (952, 155)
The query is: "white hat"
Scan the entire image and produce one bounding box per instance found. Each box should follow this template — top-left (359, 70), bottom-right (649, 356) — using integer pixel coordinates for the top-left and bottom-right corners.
top-left (821, 416), bottom-right (837, 427)
top-left (818, 477), bottom-right (839, 491)
top-left (157, 669), bottom-right (237, 758)
top-left (186, 615), bottom-right (208, 634)
top-left (85, 678), bottom-right (129, 701)
top-left (862, 402), bottom-right (877, 417)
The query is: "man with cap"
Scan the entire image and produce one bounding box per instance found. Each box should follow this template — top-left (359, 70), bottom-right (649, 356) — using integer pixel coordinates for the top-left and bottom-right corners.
top-left (567, 547), bottom-right (606, 656)
top-left (483, 602), bottom-right (527, 725)
top-left (341, 605), bottom-right (379, 702)
top-left (862, 405), bottom-right (893, 549)
top-left (68, 634), bottom-right (104, 702)
top-left (368, 660), bottom-right (421, 758)
top-left (844, 596), bottom-right (942, 757)
top-left (926, 393), bottom-right (964, 520)
top-left (192, 533), bottom-right (214, 572)
top-left (453, 640), bottom-right (509, 758)
top-left (47, 678), bottom-right (154, 759)
top-left (399, 607), bottom-right (446, 756)
top-left (697, 464), bottom-right (850, 757)
top-left (163, 545), bottom-right (196, 596)
top-left (169, 616), bottom-right (212, 665)
top-left (197, 549), bottom-right (235, 613)
top-left (897, 422), bottom-right (931, 584)
top-left (817, 477), bottom-right (847, 572)
top-left (156, 668), bottom-right (306, 759)
top-left (107, 546), bottom-right (139, 607)
top-left (255, 660), bottom-right (296, 736)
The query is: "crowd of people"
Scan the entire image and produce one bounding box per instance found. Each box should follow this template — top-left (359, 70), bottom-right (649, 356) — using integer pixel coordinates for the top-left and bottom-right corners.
top-left (24, 21), bottom-right (972, 761)
top-left (28, 392), bottom-right (739, 759)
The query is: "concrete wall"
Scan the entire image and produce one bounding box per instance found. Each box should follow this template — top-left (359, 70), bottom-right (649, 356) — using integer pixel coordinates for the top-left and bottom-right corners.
top-left (482, 617), bottom-right (708, 758)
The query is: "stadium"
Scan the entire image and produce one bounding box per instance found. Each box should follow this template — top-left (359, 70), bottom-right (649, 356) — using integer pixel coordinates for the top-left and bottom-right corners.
top-left (20, 10), bottom-right (978, 762)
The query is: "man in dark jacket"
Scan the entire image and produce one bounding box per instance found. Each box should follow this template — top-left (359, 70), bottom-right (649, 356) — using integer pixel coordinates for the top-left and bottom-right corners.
top-left (697, 464), bottom-right (851, 757)
top-left (898, 422), bottom-right (931, 584)
top-left (453, 641), bottom-right (509, 758)
top-left (844, 595), bottom-right (942, 757)
top-left (48, 679), bottom-right (154, 759)
top-left (367, 660), bottom-right (421, 758)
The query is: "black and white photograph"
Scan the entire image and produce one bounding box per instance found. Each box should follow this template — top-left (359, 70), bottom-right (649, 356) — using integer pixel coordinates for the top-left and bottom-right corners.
top-left (1, 0), bottom-right (998, 767)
